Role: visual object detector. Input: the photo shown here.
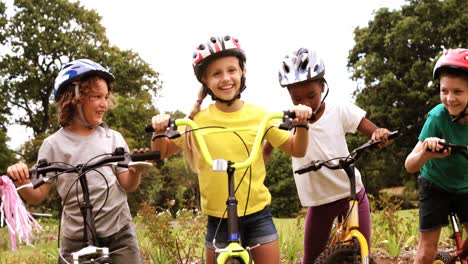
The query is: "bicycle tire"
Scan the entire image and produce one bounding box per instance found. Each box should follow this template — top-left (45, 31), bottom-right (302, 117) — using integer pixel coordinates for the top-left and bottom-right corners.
top-left (224, 257), bottom-right (244, 264)
top-left (314, 239), bottom-right (376, 264)
top-left (433, 251), bottom-right (451, 264)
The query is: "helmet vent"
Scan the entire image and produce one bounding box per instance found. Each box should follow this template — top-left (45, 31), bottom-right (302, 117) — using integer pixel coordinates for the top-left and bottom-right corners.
top-left (283, 62), bottom-right (290, 73)
top-left (300, 58), bottom-right (309, 71)
top-left (313, 64), bottom-right (319, 72)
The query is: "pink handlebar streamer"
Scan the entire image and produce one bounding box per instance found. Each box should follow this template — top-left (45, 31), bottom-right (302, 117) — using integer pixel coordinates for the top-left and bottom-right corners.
top-left (0, 175), bottom-right (42, 251)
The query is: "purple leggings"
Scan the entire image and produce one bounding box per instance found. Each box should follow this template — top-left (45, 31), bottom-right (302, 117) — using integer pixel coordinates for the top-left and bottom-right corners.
top-left (302, 188), bottom-right (371, 264)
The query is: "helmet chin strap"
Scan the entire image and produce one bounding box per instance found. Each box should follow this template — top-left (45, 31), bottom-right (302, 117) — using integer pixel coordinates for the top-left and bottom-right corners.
top-left (310, 83), bottom-right (330, 121)
top-left (451, 104), bottom-right (468, 123)
top-left (74, 84), bottom-right (98, 130)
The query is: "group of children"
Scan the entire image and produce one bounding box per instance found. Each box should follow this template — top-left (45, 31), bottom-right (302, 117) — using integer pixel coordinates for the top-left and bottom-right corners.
top-left (6, 34), bottom-right (467, 264)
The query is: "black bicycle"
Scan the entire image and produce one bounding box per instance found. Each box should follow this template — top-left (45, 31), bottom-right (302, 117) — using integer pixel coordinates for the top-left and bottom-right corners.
top-left (13, 147), bottom-right (160, 264)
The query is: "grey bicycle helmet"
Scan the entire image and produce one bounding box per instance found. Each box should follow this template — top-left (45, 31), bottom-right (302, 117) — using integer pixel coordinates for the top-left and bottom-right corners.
top-left (278, 48), bottom-right (325, 87)
top-left (54, 59), bottom-right (115, 102)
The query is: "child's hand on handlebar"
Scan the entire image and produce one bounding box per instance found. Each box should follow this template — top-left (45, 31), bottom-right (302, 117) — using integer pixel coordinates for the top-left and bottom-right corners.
top-left (290, 104), bottom-right (312, 124)
top-left (371, 128), bottom-right (392, 147)
top-left (151, 114), bottom-right (171, 134)
top-left (422, 137), bottom-right (450, 159)
top-left (129, 148), bottom-right (153, 173)
top-left (6, 162), bottom-right (30, 184)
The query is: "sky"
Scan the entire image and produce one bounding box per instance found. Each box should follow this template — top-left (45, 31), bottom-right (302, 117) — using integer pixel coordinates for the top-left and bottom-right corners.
top-left (6, 0), bottom-right (407, 150)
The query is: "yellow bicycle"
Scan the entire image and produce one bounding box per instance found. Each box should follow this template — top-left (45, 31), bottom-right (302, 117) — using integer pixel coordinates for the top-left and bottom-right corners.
top-left (150, 110), bottom-right (299, 264)
top-left (295, 131), bottom-right (399, 264)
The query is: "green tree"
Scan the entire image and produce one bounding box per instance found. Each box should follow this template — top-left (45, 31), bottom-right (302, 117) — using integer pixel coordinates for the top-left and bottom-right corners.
top-left (0, 1), bottom-right (16, 170)
top-left (347, 0), bottom-right (468, 191)
top-left (265, 149), bottom-right (301, 218)
top-left (0, 0), bottom-right (161, 148)
top-left (0, 0), bottom-right (162, 215)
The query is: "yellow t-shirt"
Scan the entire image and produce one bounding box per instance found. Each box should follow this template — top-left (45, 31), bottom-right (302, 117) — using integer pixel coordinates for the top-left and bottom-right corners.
top-left (177, 103), bottom-right (290, 217)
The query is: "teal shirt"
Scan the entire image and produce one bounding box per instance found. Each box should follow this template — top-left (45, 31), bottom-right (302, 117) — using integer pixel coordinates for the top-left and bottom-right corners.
top-left (419, 104), bottom-right (468, 193)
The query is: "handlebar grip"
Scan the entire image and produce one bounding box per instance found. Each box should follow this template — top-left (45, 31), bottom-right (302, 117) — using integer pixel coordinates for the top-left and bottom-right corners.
top-left (131, 151), bottom-right (160, 162)
top-left (145, 124), bottom-right (154, 133)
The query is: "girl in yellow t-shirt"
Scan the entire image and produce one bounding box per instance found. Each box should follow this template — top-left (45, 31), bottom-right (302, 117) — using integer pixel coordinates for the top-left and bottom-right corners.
top-left (150, 35), bottom-right (312, 264)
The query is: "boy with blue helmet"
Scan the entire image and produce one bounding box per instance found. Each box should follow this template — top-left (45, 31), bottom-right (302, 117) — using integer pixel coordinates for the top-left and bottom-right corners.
top-left (8, 59), bottom-right (148, 263)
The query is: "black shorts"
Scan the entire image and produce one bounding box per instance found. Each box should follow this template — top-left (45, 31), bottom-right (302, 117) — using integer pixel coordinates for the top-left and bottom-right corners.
top-left (418, 176), bottom-right (468, 232)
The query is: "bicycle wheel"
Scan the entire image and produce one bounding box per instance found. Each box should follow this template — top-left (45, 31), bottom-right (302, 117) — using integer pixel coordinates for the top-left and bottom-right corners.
top-left (433, 251), bottom-right (451, 264)
top-left (225, 258), bottom-right (243, 264)
top-left (314, 238), bottom-right (376, 264)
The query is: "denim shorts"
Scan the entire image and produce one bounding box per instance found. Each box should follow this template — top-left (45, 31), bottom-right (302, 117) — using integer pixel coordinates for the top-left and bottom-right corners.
top-left (205, 206), bottom-right (278, 249)
top-left (418, 176), bottom-right (468, 232)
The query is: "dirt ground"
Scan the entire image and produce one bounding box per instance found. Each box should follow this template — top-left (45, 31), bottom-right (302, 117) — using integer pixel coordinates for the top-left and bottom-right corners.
top-left (372, 250), bottom-right (415, 263)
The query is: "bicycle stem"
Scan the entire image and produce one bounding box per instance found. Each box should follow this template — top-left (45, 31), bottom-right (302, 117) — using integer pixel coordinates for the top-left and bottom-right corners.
top-left (78, 173), bottom-right (98, 247)
top-left (226, 165), bottom-right (240, 243)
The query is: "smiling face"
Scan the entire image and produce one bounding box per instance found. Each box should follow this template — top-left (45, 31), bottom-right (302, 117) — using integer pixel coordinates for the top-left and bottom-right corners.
top-left (79, 78), bottom-right (110, 126)
top-left (202, 56), bottom-right (244, 102)
top-left (439, 73), bottom-right (468, 117)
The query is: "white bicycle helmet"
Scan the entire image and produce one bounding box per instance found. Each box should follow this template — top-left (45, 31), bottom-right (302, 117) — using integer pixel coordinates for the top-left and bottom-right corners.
top-left (54, 59), bottom-right (115, 102)
top-left (192, 35), bottom-right (246, 82)
top-left (278, 48), bottom-right (325, 87)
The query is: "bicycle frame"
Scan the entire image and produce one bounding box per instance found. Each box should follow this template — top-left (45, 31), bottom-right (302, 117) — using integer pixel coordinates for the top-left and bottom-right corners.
top-left (163, 111), bottom-right (295, 264)
top-left (336, 161), bottom-right (370, 264)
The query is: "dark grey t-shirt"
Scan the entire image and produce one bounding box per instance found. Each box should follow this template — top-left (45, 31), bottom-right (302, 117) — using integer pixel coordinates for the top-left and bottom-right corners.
top-left (38, 127), bottom-right (131, 239)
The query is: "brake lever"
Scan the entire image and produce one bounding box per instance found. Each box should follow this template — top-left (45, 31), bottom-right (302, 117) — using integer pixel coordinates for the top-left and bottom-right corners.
top-left (150, 119), bottom-right (181, 141)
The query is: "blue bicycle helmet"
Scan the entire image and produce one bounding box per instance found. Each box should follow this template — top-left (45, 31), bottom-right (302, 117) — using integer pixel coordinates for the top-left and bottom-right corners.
top-left (278, 48), bottom-right (325, 87)
top-left (53, 59), bottom-right (115, 102)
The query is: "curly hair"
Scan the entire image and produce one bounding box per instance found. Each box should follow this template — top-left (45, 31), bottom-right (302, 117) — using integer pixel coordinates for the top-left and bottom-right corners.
top-left (56, 76), bottom-right (115, 127)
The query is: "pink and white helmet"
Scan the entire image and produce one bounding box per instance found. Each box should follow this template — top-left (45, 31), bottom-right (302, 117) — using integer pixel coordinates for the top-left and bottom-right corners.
top-left (278, 48), bottom-right (325, 87)
top-left (192, 35), bottom-right (246, 83)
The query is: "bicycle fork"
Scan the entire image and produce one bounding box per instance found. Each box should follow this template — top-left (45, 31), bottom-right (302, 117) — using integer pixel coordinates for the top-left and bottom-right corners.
top-left (449, 212), bottom-right (468, 264)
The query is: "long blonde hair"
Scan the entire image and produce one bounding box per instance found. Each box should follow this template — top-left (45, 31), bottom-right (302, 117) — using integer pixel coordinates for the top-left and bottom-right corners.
top-left (184, 86), bottom-right (208, 173)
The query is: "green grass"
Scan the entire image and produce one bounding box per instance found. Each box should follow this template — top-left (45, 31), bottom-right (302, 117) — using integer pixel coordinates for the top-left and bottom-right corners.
top-left (0, 208), bottom-right (460, 263)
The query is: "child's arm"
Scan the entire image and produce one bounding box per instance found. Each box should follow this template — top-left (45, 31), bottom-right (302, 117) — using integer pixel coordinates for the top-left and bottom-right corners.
top-left (277, 104), bottom-right (311, 157)
top-left (262, 141), bottom-right (274, 162)
top-left (116, 148), bottom-right (152, 192)
top-left (405, 138), bottom-right (449, 173)
top-left (6, 162), bottom-right (50, 205)
top-left (150, 114), bottom-right (182, 159)
top-left (357, 118), bottom-right (391, 145)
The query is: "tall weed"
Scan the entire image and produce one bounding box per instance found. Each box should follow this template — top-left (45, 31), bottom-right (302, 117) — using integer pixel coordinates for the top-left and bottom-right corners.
top-left (138, 202), bottom-right (206, 264)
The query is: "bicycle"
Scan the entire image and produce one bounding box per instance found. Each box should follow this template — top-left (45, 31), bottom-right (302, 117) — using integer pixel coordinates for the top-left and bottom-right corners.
top-left (11, 147), bottom-right (160, 264)
top-left (294, 130), bottom-right (399, 264)
top-left (428, 141), bottom-right (468, 264)
top-left (147, 110), bottom-right (302, 264)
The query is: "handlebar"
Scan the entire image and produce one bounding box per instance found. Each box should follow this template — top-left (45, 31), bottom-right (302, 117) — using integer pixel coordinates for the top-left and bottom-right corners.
top-left (428, 141), bottom-right (468, 159)
top-left (26, 147), bottom-right (160, 189)
top-left (294, 130), bottom-right (399, 174)
top-left (147, 110), bottom-right (301, 171)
